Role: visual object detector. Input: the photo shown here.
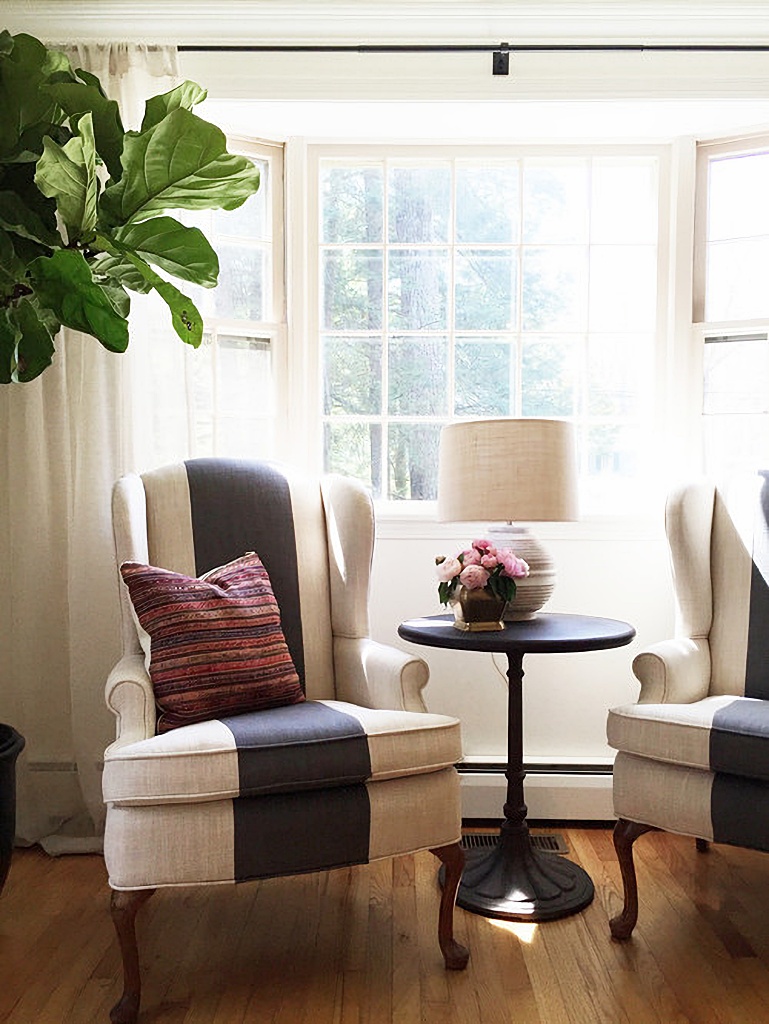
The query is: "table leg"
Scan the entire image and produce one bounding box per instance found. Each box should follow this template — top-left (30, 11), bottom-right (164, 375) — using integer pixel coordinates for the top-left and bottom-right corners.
top-left (454, 650), bottom-right (594, 921)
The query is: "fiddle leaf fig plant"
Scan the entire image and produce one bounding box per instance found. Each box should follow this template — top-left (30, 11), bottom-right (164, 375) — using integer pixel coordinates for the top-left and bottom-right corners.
top-left (0, 30), bottom-right (261, 382)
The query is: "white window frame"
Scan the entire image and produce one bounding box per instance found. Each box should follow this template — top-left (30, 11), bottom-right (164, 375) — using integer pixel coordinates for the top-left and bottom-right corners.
top-left (193, 135), bottom-right (289, 460)
top-left (292, 140), bottom-right (673, 527)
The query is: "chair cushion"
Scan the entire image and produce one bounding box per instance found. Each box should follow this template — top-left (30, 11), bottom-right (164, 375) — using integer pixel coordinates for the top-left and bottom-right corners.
top-left (103, 699), bottom-right (462, 806)
top-left (120, 553), bottom-right (304, 732)
top-left (608, 694), bottom-right (769, 782)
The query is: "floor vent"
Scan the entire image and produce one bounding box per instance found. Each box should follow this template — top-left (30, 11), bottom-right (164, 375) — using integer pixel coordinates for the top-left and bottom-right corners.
top-left (461, 831), bottom-right (569, 854)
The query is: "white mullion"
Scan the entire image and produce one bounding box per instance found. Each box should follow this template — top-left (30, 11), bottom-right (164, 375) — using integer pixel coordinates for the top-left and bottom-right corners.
top-left (448, 157), bottom-right (457, 423)
top-left (381, 156), bottom-right (391, 499)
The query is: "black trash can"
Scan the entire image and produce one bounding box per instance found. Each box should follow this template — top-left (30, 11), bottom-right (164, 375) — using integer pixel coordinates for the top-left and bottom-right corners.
top-left (0, 725), bottom-right (25, 896)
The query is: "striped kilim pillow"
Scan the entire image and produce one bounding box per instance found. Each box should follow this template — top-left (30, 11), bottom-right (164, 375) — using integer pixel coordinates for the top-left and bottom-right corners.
top-left (120, 553), bottom-right (304, 732)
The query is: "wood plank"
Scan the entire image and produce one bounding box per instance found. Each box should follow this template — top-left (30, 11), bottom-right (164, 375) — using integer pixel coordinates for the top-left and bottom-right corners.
top-left (4, 831), bottom-right (769, 1023)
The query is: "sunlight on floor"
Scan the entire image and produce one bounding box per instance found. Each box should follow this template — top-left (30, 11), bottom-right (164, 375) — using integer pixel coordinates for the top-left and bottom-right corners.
top-left (487, 918), bottom-right (539, 944)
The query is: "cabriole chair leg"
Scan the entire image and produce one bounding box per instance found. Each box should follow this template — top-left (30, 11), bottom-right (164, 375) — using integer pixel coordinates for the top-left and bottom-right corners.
top-left (609, 818), bottom-right (657, 941)
top-left (430, 842), bottom-right (470, 970)
top-left (109, 887), bottom-right (155, 1024)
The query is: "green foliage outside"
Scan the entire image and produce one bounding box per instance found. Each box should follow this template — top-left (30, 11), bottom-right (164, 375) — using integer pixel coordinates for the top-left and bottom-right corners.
top-left (0, 31), bottom-right (261, 382)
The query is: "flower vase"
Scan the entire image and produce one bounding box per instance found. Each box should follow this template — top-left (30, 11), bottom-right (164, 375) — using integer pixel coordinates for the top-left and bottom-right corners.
top-left (451, 587), bottom-right (506, 631)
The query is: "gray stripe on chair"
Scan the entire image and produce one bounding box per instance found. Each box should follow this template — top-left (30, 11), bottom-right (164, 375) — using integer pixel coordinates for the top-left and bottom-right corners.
top-left (710, 699), bottom-right (769, 782)
top-left (184, 459), bottom-right (305, 688)
top-left (711, 772), bottom-right (769, 852)
top-left (223, 702), bottom-right (372, 796)
top-left (232, 785), bottom-right (371, 880)
top-left (745, 475), bottom-right (769, 699)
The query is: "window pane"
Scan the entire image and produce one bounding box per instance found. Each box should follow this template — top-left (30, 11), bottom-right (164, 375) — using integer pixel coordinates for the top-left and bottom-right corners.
top-left (709, 153), bottom-right (769, 241)
top-left (455, 249), bottom-right (517, 330)
top-left (455, 337), bottom-right (515, 416)
top-left (703, 337), bottom-right (769, 414)
top-left (587, 421), bottom-right (642, 475)
top-left (523, 161), bottom-right (589, 244)
top-left (703, 413), bottom-right (769, 478)
top-left (214, 245), bottom-right (266, 320)
top-left (213, 168), bottom-right (269, 239)
top-left (387, 423), bottom-right (442, 500)
top-left (588, 334), bottom-right (651, 417)
top-left (591, 159), bottom-right (658, 244)
top-left (218, 335), bottom-right (272, 413)
top-left (589, 246), bottom-right (657, 332)
top-left (706, 238), bottom-right (769, 322)
top-left (323, 249), bottom-right (383, 329)
top-left (456, 163), bottom-right (519, 242)
top-left (522, 247), bottom-right (588, 331)
top-left (323, 336), bottom-right (382, 415)
top-left (388, 166), bottom-right (450, 242)
top-left (521, 336), bottom-right (578, 416)
top-left (388, 248), bottom-right (449, 330)
top-left (322, 165), bottom-right (383, 243)
top-left (388, 336), bottom-right (448, 415)
top-left (324, 422), bottom-right (383, 496)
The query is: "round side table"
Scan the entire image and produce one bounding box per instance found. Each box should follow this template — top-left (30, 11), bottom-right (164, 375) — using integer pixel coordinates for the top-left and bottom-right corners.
top-left (398, 612), bottom-right (635, 921)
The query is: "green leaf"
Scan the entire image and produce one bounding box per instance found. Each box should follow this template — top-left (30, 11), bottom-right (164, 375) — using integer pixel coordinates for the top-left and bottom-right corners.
top-left (0, 34), bottom-right (66, 161)
top-left (34, 112), bottom-right (98, 242)
top-left (141, 81), bottom-right (208, 132)
top-left (91, 252), bottom-right (153, 294)
top-left (29, 249), bottom-right (129, 352)
top-left (13, 297), bottom-right (56, 381)
top-left (117, 248), bottom-right (203, 347)
top-left (0, 189), bottom-right (63, 246)
top-left (0, 308), bottom-right (20, 383)
top-left (114, 215), bottom-right (219, 286)
top-left (100, 107), bottom-right (260, 225)
top-left (154, 279), bottom-right (204, 347)
top-left (0, 31), bottom-right (13, 57)
top-left (0, 226), bottom-right (25, 292)
top-left (44, 78), bottom-right (124, 182)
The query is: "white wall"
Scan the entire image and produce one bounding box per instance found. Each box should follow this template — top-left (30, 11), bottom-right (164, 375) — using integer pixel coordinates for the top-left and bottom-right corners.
top-left (368, 520), bottom-right (675, 817)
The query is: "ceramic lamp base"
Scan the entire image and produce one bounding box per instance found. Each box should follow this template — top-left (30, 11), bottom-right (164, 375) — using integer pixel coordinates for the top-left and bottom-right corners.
top-left (487, 524), bottom-right (555, 620)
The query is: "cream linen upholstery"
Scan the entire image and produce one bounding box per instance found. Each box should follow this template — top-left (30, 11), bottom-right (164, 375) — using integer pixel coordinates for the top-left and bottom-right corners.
top-left (607, 474), bottom-right (769, 940)
top-left (103, 459), bottom-right (468, 1022)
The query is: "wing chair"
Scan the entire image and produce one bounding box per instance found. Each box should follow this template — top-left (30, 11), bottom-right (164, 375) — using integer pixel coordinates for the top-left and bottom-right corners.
top-left (104, 458), bottom-right (468, 1024)
top-left (607, 473), bottom-right (769, 939)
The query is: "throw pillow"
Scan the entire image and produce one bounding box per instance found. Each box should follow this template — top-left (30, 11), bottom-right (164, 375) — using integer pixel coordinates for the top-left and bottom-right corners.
top-left (120, 553), bottom-right (304, 732)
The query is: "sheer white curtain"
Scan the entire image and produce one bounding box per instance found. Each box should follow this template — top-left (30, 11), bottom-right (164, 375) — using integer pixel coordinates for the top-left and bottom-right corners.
top-left (0, 44), bottom-right (197, 852)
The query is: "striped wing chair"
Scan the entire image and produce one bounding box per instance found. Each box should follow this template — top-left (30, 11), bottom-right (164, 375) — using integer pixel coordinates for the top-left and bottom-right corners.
top-left (104, 459), bottom-right (468, 1024)
top-left (607, 474), bottom-right (769, 939)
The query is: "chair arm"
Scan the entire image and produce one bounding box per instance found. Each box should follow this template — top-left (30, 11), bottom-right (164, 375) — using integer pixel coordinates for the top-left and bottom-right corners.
top-left (104, 654), bottom-right (156, 748)
top-left (632, 638), bottom-right (711, 704)
top-left (333, 636), bottom-right (430, 712)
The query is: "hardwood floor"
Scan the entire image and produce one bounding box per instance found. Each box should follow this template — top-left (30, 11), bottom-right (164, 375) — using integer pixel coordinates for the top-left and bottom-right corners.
top-left (2, 828), bottom-right (769, 1023)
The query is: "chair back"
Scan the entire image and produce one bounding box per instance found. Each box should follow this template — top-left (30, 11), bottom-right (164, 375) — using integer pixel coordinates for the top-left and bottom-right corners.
top-left (667, 473), bottom-right (769, 699)
top-left (112, 458), bottom-right (375, 702)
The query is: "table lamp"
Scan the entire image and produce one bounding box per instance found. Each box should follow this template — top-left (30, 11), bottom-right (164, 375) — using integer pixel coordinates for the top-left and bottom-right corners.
top-left (437, 417), bottom-right (578, 619)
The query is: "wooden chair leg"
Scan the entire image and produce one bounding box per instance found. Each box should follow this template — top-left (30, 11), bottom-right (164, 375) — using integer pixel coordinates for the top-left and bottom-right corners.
top-left (609, 818), bottom-right (657, 941)
top-left (109, 887), bottom-right (155, 1024)
top-left (430, 842), bottom-right (470, 970)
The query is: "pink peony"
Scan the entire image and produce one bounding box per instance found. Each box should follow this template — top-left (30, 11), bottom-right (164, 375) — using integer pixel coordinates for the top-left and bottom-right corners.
top-left (472, 538), bottom-right (494, 553)
top-left (500, 551), bottom-right (529, 578)
top-left (436, 556), bottom-right (462, 582)
top-left (480, 553), bottom-right (499, 570)
top-left (462, 547), bottom-right (482, 566)
top-left (459, 564), bottom-right (490, 590)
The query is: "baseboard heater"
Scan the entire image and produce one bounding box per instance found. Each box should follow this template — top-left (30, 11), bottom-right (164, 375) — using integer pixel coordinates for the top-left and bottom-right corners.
top-left (461, 831), bottom-right (570, 854)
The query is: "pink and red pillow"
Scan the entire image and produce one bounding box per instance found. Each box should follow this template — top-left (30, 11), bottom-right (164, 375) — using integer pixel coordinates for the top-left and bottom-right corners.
top-left (120, 553), bottom-right (304, 732)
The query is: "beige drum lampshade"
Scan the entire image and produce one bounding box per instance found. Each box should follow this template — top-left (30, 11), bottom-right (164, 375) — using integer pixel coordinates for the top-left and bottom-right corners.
top-left (437, 418), bottom-right (578, 618)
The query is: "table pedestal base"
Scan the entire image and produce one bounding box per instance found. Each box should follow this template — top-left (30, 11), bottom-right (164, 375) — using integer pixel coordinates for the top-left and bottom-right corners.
top-left (448, 832), bottom-right (594, 921)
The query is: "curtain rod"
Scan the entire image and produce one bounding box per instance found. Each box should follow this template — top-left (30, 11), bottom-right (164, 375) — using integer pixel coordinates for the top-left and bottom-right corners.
top-left (178, 42), bottom-right (769, 75)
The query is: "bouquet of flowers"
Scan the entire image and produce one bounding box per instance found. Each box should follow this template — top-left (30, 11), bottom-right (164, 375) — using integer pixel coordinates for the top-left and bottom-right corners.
top-left (435, 539), bottom-right (529, 606)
